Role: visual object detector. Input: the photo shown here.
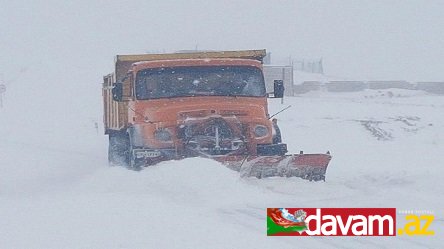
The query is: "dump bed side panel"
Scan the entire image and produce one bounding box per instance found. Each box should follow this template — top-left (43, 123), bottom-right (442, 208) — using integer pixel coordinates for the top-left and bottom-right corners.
top-left (115, 49), bottom-right (266, 82)
top-left (102, 73), bottom-right (128, 133)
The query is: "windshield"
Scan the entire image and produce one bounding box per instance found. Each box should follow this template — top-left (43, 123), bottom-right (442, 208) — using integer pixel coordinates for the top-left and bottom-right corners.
top-left (135, 66), bottom-right (266, 99)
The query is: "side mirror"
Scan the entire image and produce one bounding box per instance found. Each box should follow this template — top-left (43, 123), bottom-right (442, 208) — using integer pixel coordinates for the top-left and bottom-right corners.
top-left (112, 82), bottom-right (123, 102)
top-left (273, 80), bottom-right (285, 98)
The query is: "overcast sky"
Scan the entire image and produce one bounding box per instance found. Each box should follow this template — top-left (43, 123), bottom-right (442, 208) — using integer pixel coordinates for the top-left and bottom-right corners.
top-left (1, 0), bottom-right (443, 82)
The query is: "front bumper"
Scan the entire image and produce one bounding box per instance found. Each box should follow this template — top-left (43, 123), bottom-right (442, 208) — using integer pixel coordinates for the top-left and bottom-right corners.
top-left (132, 148), bottom-right (178, 165)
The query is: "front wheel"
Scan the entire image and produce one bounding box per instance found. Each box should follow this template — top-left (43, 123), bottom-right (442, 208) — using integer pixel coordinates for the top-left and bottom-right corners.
top-left (272, 119), bottom-right (282, 144)
top-left (108, 132), bottom-right (130, 167)
top-left (127, 143), bottom-right (143, 171)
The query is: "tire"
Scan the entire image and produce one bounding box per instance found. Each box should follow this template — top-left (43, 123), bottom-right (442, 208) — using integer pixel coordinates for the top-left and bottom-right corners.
top-left (127, 137), bottom-right (143, 171)
top-left (272, 122), bottom-right (282, 144)
top-left (108, 132), bottom-right (130, 167)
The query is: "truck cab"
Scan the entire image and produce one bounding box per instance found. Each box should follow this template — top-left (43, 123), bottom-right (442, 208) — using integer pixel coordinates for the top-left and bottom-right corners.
top-left (104, 50), bottom-right (286, 168)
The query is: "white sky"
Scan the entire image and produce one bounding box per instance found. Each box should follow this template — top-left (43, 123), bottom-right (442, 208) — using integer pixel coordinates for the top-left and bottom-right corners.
top-left (1, 0), bottom-right (443, 81)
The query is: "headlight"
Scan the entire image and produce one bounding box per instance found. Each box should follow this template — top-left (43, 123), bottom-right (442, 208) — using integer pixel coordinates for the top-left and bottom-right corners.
top-left (154, 129), bottom-right (172, 141)
top-left (254, 125), bottom-right (269, 137)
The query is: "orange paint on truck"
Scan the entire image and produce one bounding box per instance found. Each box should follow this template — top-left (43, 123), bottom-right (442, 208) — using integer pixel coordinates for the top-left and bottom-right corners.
top-left (103, 50), bottom-right (331, 181)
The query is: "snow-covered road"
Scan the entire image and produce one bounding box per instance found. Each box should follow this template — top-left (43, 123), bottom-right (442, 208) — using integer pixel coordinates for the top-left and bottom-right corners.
top-left (1, 87), bottom-right (442, 248)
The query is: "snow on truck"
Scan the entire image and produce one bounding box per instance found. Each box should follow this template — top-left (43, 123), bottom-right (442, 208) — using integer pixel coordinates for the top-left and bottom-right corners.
top-left (102, 49), bottom-right (331, 181)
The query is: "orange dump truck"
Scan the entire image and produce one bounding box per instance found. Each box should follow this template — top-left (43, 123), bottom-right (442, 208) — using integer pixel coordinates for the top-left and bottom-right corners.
top-left (102, 50), bottom-right (331, 180)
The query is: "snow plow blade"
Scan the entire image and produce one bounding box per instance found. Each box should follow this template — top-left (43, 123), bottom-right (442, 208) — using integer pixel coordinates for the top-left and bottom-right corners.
top-left (213, 153), bottom-right (332, 181)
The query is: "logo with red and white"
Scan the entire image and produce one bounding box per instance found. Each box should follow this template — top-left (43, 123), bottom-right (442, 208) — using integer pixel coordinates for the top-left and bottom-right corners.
top-left (267, 208), bottom-right (396, 236)
top-left (267, 208), bottom-right (308, 234)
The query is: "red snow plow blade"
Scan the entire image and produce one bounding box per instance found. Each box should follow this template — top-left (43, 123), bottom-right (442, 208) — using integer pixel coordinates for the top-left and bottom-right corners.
top-left (213, 153), bottom-right (332, 181)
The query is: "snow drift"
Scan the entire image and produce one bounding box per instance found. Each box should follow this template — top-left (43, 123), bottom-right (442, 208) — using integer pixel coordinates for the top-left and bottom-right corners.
top-left (1, 76), bottom-right (443, 248)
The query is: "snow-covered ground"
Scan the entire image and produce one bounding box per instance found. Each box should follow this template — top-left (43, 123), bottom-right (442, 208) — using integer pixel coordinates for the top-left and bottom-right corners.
top-left (293, 70), bottom-right (345, 84)
top-left (0, 83), bottom-right (442, 248)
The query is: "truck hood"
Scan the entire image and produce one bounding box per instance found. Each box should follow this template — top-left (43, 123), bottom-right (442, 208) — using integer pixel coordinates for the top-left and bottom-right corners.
top-left (132, 96), bottom-right (268, 124)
